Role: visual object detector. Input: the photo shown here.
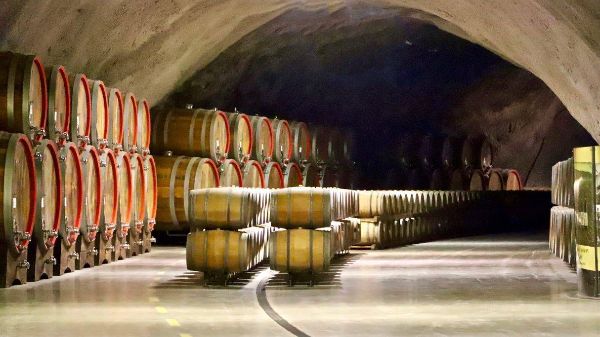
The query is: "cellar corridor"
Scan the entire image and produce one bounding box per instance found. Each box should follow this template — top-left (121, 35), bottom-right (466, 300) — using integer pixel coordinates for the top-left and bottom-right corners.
top-left (0, 232), bottom-right (591, 337)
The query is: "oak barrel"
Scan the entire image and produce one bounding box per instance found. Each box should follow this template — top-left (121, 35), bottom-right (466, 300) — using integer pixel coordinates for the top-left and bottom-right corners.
top-left (115, 152), bottom-right (133, 240)
top-left (488, 169), bottom-right (522, 191)
top-left (271, 118), bottom-right (292, 163)
top-left (98, 149), bottom-right (118, 241)
top-left (250, 116), bottom-right (273, 163)
top-left (122, 93), bottom-right (138, 153)
top-left (88, 80), bottom-right (109, 148)
top-left (143, 155), bottom-right (157, 231)
top-left (302, 163), bottom-right (320, 187)
top-left (32, 139), bottom-right (62, 250)
top-left (269, 229), bottom-right (331, 273)
top-left (137, 99), bottom-right (151, 154)
top-left (58, 142), bottom-right (83, 248)
top-left (129, 154), bottom-right (146, 237)
top-left (155, 156), bottom-right (220, 230)
top-left (310, 126), bottom-right (331, 164)
top-left (242, 160), bottom-right (265, 188)
top-left (461, 136), bottom-right (493, 170)
top-left (189, 187), bottom-right (262, 230)
top-left (220, 159), bottom-right (243, 187)
top-left (151, 108), bottom-right (230, 162)
top-left (468, 169), bottom-right (487, 191)
top-left (441, 135), bottom-right (463, 169)
top-left (396, 134), bottom-right (420, 169)
top-left (45, 65), bottom-right (70, 144)
top-left (227, 112), bottom-right (252, 162)
top-left (107, 88), bottom-right (124, 151)
top-left (0, 52), bottom-right (48, 141)
top-left (79, 145), bottom-right (102, 243)
top-left (263, 162), bottom-right (284, 188)
top-left (419, 134), bottom-right (443, 169)
top-left (290, 121), bottom-right (311, 163)
top-left (319, 166), bottom-right (337, 188)
top-left (186, 230), bottom-right (251, 274)
top-left (270, 187), bottom-right (332, 229)
top-left (69, 73), bottom-right (91, 146)
top-left (283, 162), bottom-right (303, 187)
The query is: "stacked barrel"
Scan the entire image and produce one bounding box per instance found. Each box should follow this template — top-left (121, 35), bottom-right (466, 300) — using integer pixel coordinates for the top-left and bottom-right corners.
top-left (391, 133), bottom-right (523, 191)
top-left (354, 190), bottom-right (483, 249)
top-left (549, 158), bottom-right (575, 268)
top-left (151, 106), bottom-right (355, 236)
top-left (0, 51), bottom-right (157, 287)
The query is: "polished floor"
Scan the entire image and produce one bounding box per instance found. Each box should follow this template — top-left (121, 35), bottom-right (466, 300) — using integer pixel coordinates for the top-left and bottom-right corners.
top-left (1, 233), bottom-right (599, 337)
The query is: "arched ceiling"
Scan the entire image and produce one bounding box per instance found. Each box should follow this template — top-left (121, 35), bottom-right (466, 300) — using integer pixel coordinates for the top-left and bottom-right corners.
top-left (2, 0), bottom-right (600, 142)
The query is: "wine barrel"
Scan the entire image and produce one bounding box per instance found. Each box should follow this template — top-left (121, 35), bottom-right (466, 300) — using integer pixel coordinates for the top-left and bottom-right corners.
top-left (263, 162), bottom-right (284, 188)
top-left (107, 88), bottom-right (124, 151)
top-left (79, 145), bottom-right (102, 243)
top-left (302, 163), bottom-right (320, 187)
top-left (186, 230), bottom-right (251, 274)
top-left (441, 136), bottom-right (464, 169)
top-left (335, 167), bottom-right (354, 189)
top-left (0, 52), bottom-right (48, 141)
top-left (430, 168), bottom-right (450, 190)
top-left (189, 188), bottom-right (263, 230)
top-left (341, 129), bottom-right (353, 164)
top-left (220, 159), bottom-right (243, 187)
top-left (449, 169), bottom-right (468, 190)
top-left (250, 116), bottom-right (273, 163)
top-left (269, 229), bottom-right (331, 273)
top-left (419, 134), bottom-right (443, 169)
top-left (58, 142), bottom-right (83, 248)
top-left (45, 65), bottom-right (70, 144)
top-left (151, 108), bottom-right (230, 162)
top-left (32, 139), bottom-right (62, 250)
top-left (290, 121), bottom-right (311, 163)
top-left (143, 155), bottom-right (157, 232)
top-left (227, 112), bottom-right (252, 162)
top-left (129, 153), bottom-right (146, 238)
top-left (552, 158), bottom-right (574, 207)
top-left (283, 162), bottom-right (303, 187)
top-left (0, 133), bottom-right (36, 261)
top-left (469, 169), bottom-right (487, 191)
top-left (88, 80), bottom-right (109, 148)
top-left (461, 136), bottom-right (493, 170)
top-left (357, 190), bottom-right (383, 218)
top-left (69, 73), bottom-right (91, 146)
top-left (329, 128), bottom-right (345, 165)
top-left (488, 169), bottom-right (522, 191)
top-left (122, 93), bottom-right (138, 153)
top-left (115, 152), bottom-right (133, 241)
top-left (310, 126), bottom-right (331, 164)
top-left (242, 160), bottom-right (265, 188)
top-left (397, 134), bottom-right (420, 169)
top-left (320, 166), bottom-right (337, 187)
top-left (155, 156), bottom-right (219, 230)
top-left (271, 118), bottom-right (292, 163)
top-left (407, 168), bottom-right (428, 190)
top-left (137, 99), bottom-right (151, 154)
top-left (270, 187), bottom-right (332, 229)
top-left (98, 149), bottom-right (118, 241)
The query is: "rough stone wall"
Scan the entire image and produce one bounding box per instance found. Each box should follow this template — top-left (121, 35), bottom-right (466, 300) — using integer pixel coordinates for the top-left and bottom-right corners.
top-left (2, 0), bottom-right (600, 144)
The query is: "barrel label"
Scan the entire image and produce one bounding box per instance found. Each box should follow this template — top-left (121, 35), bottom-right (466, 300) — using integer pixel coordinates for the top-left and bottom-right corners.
top-left (576, 244), bottom-right (600, 271)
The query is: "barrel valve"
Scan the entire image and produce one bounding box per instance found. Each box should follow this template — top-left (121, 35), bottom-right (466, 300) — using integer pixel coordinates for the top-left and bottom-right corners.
top-left (17, 260), bottom-right (30, 270)
top-left (150, 237), bottom-right (157, 244)
top-left (88, 225), bottom-right (98, 233)
top-left (121, 243), bottom-right (130, 250)
top-left (105, 245), bottom-right (115, 252)
top-left (137, 240), bottom-right (143, 246)
top-left (77, 135), bottom-right (90, 145)
top-left (45, 256), bottom-right (57, 265)
top-left (68, 252), bottom-right (80, 260)
top-left (98, 139), bottom-right (109, 147)
top-left (14, 230), bottom-right (31, 242)
top-left (89, 248), bottom-right (99, 256)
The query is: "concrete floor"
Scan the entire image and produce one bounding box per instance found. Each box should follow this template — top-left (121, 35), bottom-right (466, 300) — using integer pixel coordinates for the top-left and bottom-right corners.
top-left (1, 233), bottom-right (599, 337)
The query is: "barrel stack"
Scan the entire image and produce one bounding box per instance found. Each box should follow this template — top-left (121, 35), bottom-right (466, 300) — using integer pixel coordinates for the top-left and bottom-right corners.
top-left (549, 157), bottom-right (575, 268)
top-left (0, 51), bottom-right (157, 287)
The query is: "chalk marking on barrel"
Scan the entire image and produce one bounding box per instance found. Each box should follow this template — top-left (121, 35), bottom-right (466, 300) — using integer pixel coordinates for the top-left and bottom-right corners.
top-left (166, 319), bottom-right (180, 327)
top-left (155, 306), bottom-right (168, 313)
top-left (256, 275), bottom-right (311, 337)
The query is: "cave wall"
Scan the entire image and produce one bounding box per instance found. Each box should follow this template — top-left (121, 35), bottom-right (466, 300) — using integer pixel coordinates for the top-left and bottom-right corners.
top-left (2, 0), bottom-right (600, 145)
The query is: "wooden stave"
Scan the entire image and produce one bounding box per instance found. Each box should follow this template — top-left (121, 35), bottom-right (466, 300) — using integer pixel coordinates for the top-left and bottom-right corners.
top-left (106, 88), bottom-right (124, 151)
top-left (220, 158), bottom-right (243, 187)
top-left (0, 52), bottom-right (48, 141)
top-left (290, 121), bottom-right (311, 163)
top-left (58, 142), bottom-right (83, 248)
top-left (45, 65), bottom-right (71, 144)
top-left (32, 139), bottom-right (62, 251)
top-left (88, 80), bottom-right (109, 149)
top-left (186, 230), bottom-right (251, 274)
top-left (226, 112), bottom-right (253, 162)
top-left (271, 118), bottom-right (293, 163)
top-left (263, 161), bottom-right (284, 189)
top-left (269, 228), bottom-right (331, 273)
top-left (189, 187), bottom-right (260, 230)
top-left (78, 145), bottom-right (102, 244)
top-left (469, 169), bottom-right (487, 191)
top-left (129, 153), bottom-right (147, 238)
top-left (250, 115), bottom-right (274, 163)
top-left (68, 73), bottom-right (91, 146)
